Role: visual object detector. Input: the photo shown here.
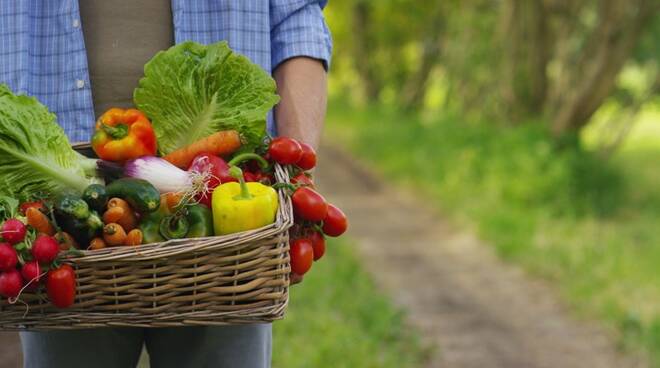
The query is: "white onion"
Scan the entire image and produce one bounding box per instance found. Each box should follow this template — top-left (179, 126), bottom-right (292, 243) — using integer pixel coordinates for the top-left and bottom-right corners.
top-left (124, 156), bottom-right (193, 194)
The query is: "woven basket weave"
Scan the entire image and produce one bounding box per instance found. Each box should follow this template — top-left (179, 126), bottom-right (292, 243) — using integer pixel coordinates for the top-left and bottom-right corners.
top-left (0, 145), bottom-right (292, 330)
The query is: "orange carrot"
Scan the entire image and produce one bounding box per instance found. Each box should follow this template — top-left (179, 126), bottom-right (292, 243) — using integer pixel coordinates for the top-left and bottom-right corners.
top-left (55, 231), bottom-right (78, 251)
top-left (162, 192), bottom-right (184, 212)
top-left (26, 207), bottom-right (55, 236)
top-left (124, 229), bottom-right (143, 246)
top-left (103, 206), bottom-right (125, 224)
top-left (107, 198), bottom-right (137, 231)
top-left (89, 237), bottom-right (107, 250)
top-left (103, 223), bottom-right (127, 246)
top-left (163, 130), bottom-right (241, 169)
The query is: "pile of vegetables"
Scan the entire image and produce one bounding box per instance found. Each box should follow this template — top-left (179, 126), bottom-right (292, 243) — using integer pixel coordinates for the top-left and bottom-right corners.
top-left (0, 41), bottom-right (348, 309)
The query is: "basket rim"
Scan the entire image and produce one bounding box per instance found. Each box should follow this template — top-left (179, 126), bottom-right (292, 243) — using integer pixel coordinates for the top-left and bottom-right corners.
top-left (66, 143), bottom-right (294, 263)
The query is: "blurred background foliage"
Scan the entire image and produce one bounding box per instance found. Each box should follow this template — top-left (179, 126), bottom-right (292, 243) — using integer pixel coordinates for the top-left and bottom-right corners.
top-left (327, 0), bottom-right (659, 146)
top-left (316, 0), bottom-right (660, 365)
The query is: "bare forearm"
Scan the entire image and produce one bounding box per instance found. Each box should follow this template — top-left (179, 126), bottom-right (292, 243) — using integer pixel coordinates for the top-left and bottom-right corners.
top-left (273, 57), bottom-right (328, 150)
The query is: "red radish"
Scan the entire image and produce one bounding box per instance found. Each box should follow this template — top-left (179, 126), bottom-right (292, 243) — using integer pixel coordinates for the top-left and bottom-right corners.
top-left (309, 231), bottom-right (326, 261)
top-left (0, 269), bottom-right (23, 298)
top-left (31, 235), bottom-right (60, 264)
top-left (1, 219), bottom-right (26, 244)
top-left (0, 243), bottom-right (18, 271)
top-left (21, 261), bottom-right (41, 289)
top-left (188, 153), bottom-right (232, 206)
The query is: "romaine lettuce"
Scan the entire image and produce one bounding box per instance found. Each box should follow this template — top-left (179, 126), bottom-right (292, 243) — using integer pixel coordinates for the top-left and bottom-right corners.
top-left (0, 85), bottom-right (98, 198)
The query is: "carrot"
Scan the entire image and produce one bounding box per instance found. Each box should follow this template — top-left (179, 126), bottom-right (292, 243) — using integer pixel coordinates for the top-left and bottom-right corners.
top-left (163, 130), bottom-right (241, 169)
top-left (124, 229), bottom-right (143, 246)
top-left (103, 206), bottom-right (125, 224)
top-left (107, 198), bottom-right (137, 231)
top-left (89, 237), bottom-right (107, 250)
top-left (55, 231), bottom-right (78, 251)
top-left (162, 192), bottom-right (184, 212)
top-left (103, 223), bottom-right (127, 246)
top-left (26, 207), bottom-right (56, 236)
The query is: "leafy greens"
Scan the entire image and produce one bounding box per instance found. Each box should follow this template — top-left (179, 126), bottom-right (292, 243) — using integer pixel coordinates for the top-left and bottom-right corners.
top-left (0, 85), bottom-right (98, 198)
top-left (133, 41), bottom-right (280, 155)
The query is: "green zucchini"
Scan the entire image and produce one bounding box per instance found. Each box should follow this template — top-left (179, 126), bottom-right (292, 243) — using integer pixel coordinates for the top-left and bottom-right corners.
top-left (82, 184), bottom-right (108, 212)
top-left (106, 178), bottom-right (160, 213)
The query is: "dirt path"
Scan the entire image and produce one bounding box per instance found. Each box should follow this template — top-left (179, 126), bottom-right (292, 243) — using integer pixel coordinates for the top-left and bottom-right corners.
top-left (315, 144), bottom-right (646, 368)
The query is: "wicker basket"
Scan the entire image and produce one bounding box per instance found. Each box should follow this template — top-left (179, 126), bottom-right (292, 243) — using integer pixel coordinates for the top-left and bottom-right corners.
top-left (0, 145), bottom-right (292, 330)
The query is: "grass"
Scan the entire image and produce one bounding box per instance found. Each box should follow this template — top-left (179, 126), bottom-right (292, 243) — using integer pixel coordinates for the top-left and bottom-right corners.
top-left (272, 238), bottom-right (429, 368)
top-left (326, 100), bottom-right (660, 365)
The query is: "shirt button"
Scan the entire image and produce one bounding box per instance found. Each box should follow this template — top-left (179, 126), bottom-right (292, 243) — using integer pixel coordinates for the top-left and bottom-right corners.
top-left (75, 79), bottom-right (85, 89)
top-left (72, 19), bottom-right (80, 28)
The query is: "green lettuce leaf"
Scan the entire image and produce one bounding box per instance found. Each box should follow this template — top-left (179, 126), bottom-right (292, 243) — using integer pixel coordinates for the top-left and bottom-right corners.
top-left (0, 85), bottom-right (98, 198)
top-left (133, 41), bottom-right (280, 155)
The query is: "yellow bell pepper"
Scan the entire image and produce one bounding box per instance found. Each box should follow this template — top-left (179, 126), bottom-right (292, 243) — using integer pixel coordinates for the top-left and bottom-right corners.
top-left (212, 167), bottom-right (278, 235)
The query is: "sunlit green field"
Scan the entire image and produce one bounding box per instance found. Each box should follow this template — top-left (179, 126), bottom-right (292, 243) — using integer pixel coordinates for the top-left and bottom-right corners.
top-left (273, 239), bottom-right (429, 368)
top-left (326, 101), bottom-right (660, 365)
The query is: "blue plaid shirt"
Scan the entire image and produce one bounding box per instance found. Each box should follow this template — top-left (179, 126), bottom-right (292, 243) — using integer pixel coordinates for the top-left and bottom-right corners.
top-left (0, 0), bottom-right (332, 141)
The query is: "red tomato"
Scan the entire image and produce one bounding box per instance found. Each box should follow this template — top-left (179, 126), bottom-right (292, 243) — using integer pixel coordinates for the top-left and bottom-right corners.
top-left (46, 264), bottom-right (76, 308)
top-left (268, 137), bottom-right (302, 165)
top-left (296, 143), bottom-right (317, 170)
top-left (309, 231), bottom-right (326, 261)
top-left (290, 238), bottom-right (314, 275)
top-left (291, 173), bottom-right (314, 187)
top-left (0, 270), bottom-right (23, 298)
top-left (292, 187), bottom-right (328, 222)
top-left (0, 243), bottom-right (17, 271)
top-left (322, 204), bottom-right (348, 237)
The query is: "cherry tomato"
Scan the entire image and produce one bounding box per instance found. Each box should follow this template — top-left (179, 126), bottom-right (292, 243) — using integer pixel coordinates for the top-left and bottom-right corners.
top-left (268, 137), bottom-right (302, 165)
top-left (292, 187), bottom-right (328, 222)
top-left (290, 238), bottom-right (314, 275)
top-left (291, 173), bottom-right (314, 187)
top-left (309, 231), bottom-right (326, 261)
top-left (296, 143), bottom-right (317, 170)
top-left (46, 264), bottom-right (76, 308)
top-left (322, 204), bottom-right (348, 237)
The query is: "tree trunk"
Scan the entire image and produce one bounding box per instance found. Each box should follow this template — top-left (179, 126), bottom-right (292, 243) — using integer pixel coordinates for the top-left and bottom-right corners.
top-left (550, 0), bottom-right (654, 136)
top-left (352, 1), bottom-right (381, 103)
top-left (400, 4), bottom-right (446, 111)
top-left (500, 0), bottom-right (549, 120)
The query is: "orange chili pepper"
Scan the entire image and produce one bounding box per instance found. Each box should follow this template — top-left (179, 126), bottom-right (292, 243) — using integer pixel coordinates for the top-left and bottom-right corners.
top-left (91, 108), bottom-right (157, 162)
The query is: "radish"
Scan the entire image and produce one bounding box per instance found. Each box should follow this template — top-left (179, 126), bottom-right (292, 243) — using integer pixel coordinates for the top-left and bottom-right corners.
top-left (31, 235), bottom-right (59, 264)
top-left (1, 219), bottom-right (26, 244)
top-left (0, 243), bottom-right (18, 271)
top-left (21, 261), bottom-right (41, 290)
top-left (0, 269), bottom-right (23, 298)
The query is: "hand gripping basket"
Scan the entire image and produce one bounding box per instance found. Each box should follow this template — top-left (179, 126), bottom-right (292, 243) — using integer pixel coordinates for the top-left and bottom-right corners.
top-left (0, 145), bottom-right (292, 330)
